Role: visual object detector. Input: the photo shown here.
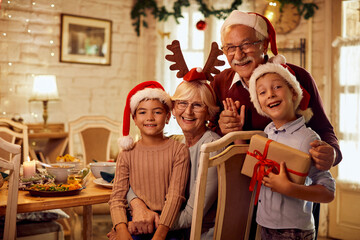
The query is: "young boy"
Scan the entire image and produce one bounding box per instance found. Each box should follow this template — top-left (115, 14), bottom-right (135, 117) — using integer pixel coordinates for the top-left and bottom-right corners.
top-left (109, 81), bottom-right (190, 240)
top-left (248, 57), bottom-right (336, 240)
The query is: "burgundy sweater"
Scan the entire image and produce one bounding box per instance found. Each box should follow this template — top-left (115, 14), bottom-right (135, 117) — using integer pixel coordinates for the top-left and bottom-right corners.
top-left (211, 65), bottom-right (342, 165)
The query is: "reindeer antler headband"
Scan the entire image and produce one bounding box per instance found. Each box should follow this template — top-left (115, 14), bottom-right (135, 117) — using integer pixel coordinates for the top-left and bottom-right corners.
top-left (165, 40), bottom-right (225, 82)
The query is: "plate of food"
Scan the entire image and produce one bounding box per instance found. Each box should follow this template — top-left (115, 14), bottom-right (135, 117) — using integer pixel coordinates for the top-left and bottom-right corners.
top-left (56, 154), bottom-right (83, 169)
top-left (93, 178), bottom-right (113, 189)
top-left (19, 170), bottom-right (55, 190)
top-left (26, 183), bottom-right (84, 197)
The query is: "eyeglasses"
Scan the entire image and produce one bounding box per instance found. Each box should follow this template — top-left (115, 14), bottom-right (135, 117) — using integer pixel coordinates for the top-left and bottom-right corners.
top-left (222, 40), bottom-right (262, 55)
top-left (175, 100), bottom-right (207, 113)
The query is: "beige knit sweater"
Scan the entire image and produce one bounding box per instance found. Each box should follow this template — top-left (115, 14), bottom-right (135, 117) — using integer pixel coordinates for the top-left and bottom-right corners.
top-left (109, 138), bottom-right (190, 228)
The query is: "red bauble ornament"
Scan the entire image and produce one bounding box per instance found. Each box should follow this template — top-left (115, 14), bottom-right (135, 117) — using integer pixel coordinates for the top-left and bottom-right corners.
top-left (196, 20), bottom-right (207, 31)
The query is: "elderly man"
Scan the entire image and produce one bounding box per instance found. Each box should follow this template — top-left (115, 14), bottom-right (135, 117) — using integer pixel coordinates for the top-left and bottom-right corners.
top-left (210, 10), bottom-right (341, 239)
top-left (211, 10), bottom-right (342, 169)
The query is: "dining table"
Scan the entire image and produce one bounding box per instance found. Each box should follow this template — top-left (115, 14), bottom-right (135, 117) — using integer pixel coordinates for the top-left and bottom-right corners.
top-left (0, 175), bottom-right (112, 240)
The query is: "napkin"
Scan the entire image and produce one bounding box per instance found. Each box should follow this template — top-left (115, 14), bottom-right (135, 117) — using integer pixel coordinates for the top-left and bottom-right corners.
top-left (1, 172), bottom-right (9, 179)
top-left (100, 171), bottom-right (114, 183)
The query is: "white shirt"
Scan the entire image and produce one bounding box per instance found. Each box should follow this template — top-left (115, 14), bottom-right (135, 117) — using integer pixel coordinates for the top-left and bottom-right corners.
top-left (229, 72), bottom-right (249, 91)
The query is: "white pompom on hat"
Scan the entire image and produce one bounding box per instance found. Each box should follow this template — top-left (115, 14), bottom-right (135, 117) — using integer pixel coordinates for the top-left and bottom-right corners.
top-left (221, 10), bottom-right (278, 56)
top-left (119, 81), bottom-right (172, 151)
top-left (249, 55), bottom-right (313, 122)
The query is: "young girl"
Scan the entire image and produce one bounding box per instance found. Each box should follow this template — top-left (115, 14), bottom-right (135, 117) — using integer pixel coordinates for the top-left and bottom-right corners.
top-left (109, 81), bottom-right (190, 240)
top-left (248, 57), bottom-right (336, 240)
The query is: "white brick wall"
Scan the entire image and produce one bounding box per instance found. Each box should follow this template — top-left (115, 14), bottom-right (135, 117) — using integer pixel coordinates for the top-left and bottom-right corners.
top-left (0, 0), bottom-right (157, 139)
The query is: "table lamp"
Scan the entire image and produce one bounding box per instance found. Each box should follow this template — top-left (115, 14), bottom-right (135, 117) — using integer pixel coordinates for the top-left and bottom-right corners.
top-left (29, 75), bottom-right (59, 130)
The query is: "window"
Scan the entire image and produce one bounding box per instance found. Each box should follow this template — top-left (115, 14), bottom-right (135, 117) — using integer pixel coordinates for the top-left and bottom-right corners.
top-left (334, 1), bottom-right (360, 183)
top-left (159, 4), bottom-right (230, 136)
top-left (161, 4), bottom-right (230, 136)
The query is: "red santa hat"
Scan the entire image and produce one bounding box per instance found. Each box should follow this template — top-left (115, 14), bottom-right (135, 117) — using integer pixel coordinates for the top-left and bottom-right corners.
top-left (183, 67), bottom-right (207, 81)
top-left (119, 81), bottom-right (172, 150)
top-left (221, 10), bottom-right (278, 56)
top-left (249, 55), bottom-right (313, 122)
top-left (182, 67), bottom-right (217, 102)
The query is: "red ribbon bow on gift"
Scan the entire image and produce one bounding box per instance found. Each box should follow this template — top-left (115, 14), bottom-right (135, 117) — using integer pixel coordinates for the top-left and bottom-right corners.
top-left (246, 139), bottom-right (308, 205)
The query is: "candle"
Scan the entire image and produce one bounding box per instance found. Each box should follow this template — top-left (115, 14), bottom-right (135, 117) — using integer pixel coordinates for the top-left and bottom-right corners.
top-left (23, 157), bottom-right (36, 178)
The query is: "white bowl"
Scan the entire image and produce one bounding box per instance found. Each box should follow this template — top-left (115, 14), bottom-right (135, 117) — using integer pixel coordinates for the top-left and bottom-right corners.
top-left (90, 162), bottom-right (116, 179)
top-left (46, 163), bottom-right (75, 183)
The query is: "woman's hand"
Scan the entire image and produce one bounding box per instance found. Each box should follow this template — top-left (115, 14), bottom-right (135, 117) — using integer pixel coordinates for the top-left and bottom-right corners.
top-left (309, 140), bottom-right (335, 171)
top-left (129, 198), bottom-right (159, 235)
top-left (218, 98), bottom-right (245, 135)
top-left (127, 221), bottom-right (137, 235)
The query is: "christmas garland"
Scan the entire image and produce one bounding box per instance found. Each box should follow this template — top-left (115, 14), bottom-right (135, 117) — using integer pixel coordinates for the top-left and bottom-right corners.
top-left (196, 0), bottom-right (243, 19)
top-left (130, 0), bottom-right (242, 36)
top-left (277, 0), bottom-right (318, 19)
top-left (131, 0), bottom-right (318, 36)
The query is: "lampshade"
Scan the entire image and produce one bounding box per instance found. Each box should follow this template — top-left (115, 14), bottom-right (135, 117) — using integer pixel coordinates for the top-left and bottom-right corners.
top-left (30, 75), bottom-right (59, 101)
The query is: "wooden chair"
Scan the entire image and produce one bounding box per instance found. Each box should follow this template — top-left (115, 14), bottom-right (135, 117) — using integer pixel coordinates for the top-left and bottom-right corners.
top-left (0, 118), bottom-right (28, 163)
top-left (68, 116), bottom-right (121, 239)
top-left (68, 115), bottom-right (122, 165)
top-left (0, 121), bottom-right (66, 240)
top-left (190, 131), bottom-right (265, 240)
top-left (0, 136), bottom-right (22, 240)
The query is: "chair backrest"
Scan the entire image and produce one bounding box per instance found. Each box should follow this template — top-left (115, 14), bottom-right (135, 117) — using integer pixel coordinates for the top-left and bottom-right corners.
top-left (190, 130), bottom-right (266, 240)
top-left (0, 137), bottom-right (22, 240)
top-left (68, 116), bottom-right (122, 164)
top-left (0, 118), bottom-right (28, 163)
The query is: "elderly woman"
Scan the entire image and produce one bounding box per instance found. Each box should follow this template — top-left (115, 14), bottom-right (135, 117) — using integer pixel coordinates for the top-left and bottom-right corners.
top-left (123, 71), bottom-right (222, 240)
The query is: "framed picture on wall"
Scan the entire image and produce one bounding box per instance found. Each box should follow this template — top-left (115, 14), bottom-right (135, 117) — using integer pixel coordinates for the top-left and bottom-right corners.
top-left (60, 14), bottom-right (112, 65)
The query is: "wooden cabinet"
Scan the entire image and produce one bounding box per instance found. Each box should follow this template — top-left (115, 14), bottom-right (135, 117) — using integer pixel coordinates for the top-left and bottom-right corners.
top-left (28, 123), bottom-right (68, 163)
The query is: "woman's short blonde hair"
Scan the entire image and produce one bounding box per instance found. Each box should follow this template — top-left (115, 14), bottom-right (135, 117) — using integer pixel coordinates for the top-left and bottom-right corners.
top-left (172, 80), bottom-right (219, 119)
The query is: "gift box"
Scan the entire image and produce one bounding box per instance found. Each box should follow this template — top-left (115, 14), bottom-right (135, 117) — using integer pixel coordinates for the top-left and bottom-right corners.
top-left (241, 134), bottom-right (311, 185)
top-left (241, 134), bottom-right (311, 205)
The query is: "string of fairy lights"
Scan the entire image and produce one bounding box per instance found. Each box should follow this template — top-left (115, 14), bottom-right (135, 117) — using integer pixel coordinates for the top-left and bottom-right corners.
top-left (0, 0), bottom-right (59, 120)
top-left (1, 0), bottom-right (58, 58)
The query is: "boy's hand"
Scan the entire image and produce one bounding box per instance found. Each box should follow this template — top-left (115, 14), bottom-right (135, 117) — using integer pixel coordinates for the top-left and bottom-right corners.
top-left (262, 162), bottom-right (291, 195)
top-left (218, 98), bottom-right (245, 134)
top-left (309, 140), bottom-right (335, 171)
top-left (114, 223), bottom-right (133, 240)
